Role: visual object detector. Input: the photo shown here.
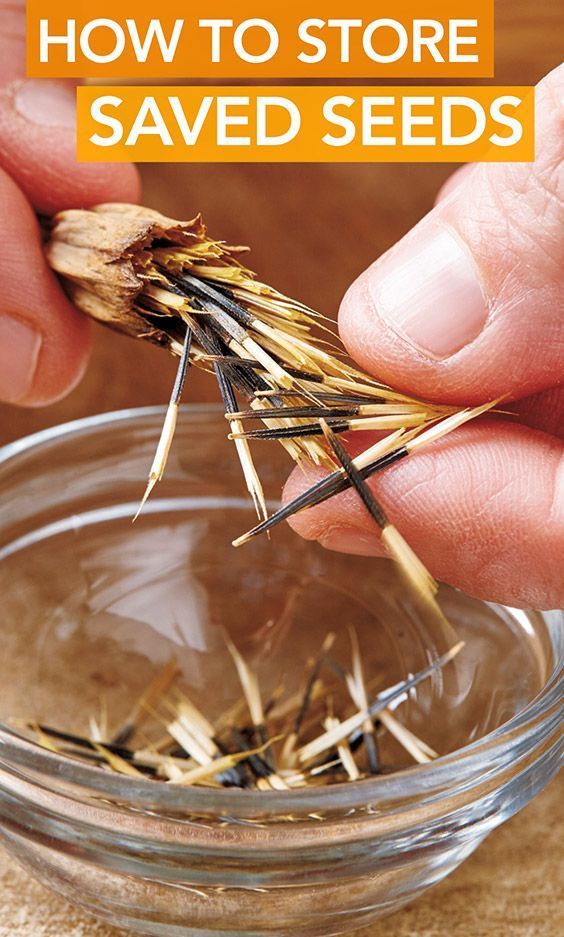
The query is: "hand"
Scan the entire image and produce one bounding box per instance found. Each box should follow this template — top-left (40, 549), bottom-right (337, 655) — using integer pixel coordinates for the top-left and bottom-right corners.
top-left (0, 1), bottom-right (140, 407)
top-left (285, 65), bottom-right (564, 610)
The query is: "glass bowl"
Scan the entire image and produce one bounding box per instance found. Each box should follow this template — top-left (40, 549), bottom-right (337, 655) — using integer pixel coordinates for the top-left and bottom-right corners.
top-left (0, 406), bottom-right (561, 937)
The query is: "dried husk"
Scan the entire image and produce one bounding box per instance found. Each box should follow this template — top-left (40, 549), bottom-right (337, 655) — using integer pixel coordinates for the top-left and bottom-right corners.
top-left (46, 203), bottom-right (247, 346)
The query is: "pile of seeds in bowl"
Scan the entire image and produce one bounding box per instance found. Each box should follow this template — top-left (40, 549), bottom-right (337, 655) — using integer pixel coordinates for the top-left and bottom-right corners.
top-left (21, 631), bottom-right (463, 788)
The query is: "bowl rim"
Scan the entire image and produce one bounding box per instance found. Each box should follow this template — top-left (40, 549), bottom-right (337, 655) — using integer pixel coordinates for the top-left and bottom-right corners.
top-left (0, 404), bottom-right (224, 464)
top-left (0, 406), bottom-right (562, 814)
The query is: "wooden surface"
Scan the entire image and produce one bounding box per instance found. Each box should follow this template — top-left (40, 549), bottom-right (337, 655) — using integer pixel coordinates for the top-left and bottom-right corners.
top-left (0, 4), bottom-right (562, 933)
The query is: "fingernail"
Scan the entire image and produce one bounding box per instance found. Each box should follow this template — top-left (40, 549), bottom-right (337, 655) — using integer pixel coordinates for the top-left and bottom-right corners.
top-left (320, 528), bottom-right (380, 555)
top-left (370, 223), bottom-right (488, 358)
top-left (0, 316), bottom-right (42, 403)
top-left (14, 79), bottom-right (76, 128)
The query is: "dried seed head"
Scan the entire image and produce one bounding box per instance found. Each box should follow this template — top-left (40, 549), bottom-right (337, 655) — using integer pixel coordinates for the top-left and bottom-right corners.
top-left (47, 205), bottom-right (204, 340)
top-left (46, 203), bottom-right (499, 658)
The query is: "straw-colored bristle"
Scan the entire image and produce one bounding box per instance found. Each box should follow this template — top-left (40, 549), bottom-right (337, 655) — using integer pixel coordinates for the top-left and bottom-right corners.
top-left (92, 742), bottom-right (145, 779)
top-left (347, 628), bottom-right (379, 773)
top-left (346, 413), bottom-right (428, 432)
top-left (33, 724), bottom-right (60, 754)
top-left (381, 523), bottom-right (460, 647)
top-left (166, 718), bottom-right (215, 765)
top-left (174, 693), bottom-right (216, 740)
top-left (173, 738), bottom-right (277, 787)
top-left (224, 633), bottom-right (264, 727)
top-left (297, 641), bottom-right (462, 765)
top-left (324, 715), bottom-right (360, 781)
top-left (134, 401), bottom-right (179, 522)
top-left (169, 706), bottom-right (217, 761)
top-left (380, 525), bottom-right (438, 599)
top-left (113, 658), bottom-right (178, 743)
top-left (230, 421), bottom-right (268, 522)
top-left (240, 336), bottom-right (294, 389)
top-left (444, 640), bottom-right (465, 662)
top-left (378, 710), bottom-right (438, 764)
top-left (407, 399), bottom-right (502, 454)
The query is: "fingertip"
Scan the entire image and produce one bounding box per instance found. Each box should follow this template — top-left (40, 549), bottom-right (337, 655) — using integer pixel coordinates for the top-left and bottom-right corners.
top-left (0, 79), bottom-right (141, 213)
top-left (36, 157), bottom-right (142, 215)
top-left (511, 386), bottom-right (564, 439)
top-left (283, 446), bottom-right (388, 553)
top-left (0, 169), bottom-right (92, 407)
top-left (338, 274), bottom-right (378, 382)
top-left (434, 164), bottom-right (477, 204)
top-left (338, 67), bottom-right (564, 405)
top-left (23, 309), bottom-right (93, 408)
top-left (337, 259), bottom-right (463, 403)
top-left (283, 422), bottom-right (564, 609)
top-left (282, 465), bottom-right (325, 541)
top-left (10, 141), bottom-right (142, 215)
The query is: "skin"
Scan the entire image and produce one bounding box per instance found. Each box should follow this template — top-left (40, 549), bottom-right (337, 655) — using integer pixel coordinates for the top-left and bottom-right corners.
top-left (0, 6), bottom-right (561, 608)
top-left (0, 0), bottom-right (139, 406)
top-left (285, 65), bottom-right (564, 609)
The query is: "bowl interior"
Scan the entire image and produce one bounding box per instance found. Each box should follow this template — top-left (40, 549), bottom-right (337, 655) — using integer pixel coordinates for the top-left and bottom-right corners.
top-left (0, 409), bottom-right (555, 777)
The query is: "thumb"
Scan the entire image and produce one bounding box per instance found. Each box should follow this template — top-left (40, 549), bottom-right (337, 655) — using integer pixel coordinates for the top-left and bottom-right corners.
top-left (0, 1), bottom-right (140, 213)
top-left (339, 65), bottom-right (564, 405)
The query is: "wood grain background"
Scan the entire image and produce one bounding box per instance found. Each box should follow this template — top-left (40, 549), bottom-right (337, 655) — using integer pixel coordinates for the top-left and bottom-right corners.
top-left (0, 4), bottom-right (562, 934)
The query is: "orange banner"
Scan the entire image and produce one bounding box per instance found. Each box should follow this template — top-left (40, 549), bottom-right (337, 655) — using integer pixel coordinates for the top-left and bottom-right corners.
top-left (76, 86), bottom-right (534, 163)
top-left (28, 1), bottom-right (494, 78)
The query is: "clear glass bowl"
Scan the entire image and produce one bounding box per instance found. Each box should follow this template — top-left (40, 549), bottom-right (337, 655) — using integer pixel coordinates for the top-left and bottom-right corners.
top-left (0, 407), bottom-right (561, 937)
